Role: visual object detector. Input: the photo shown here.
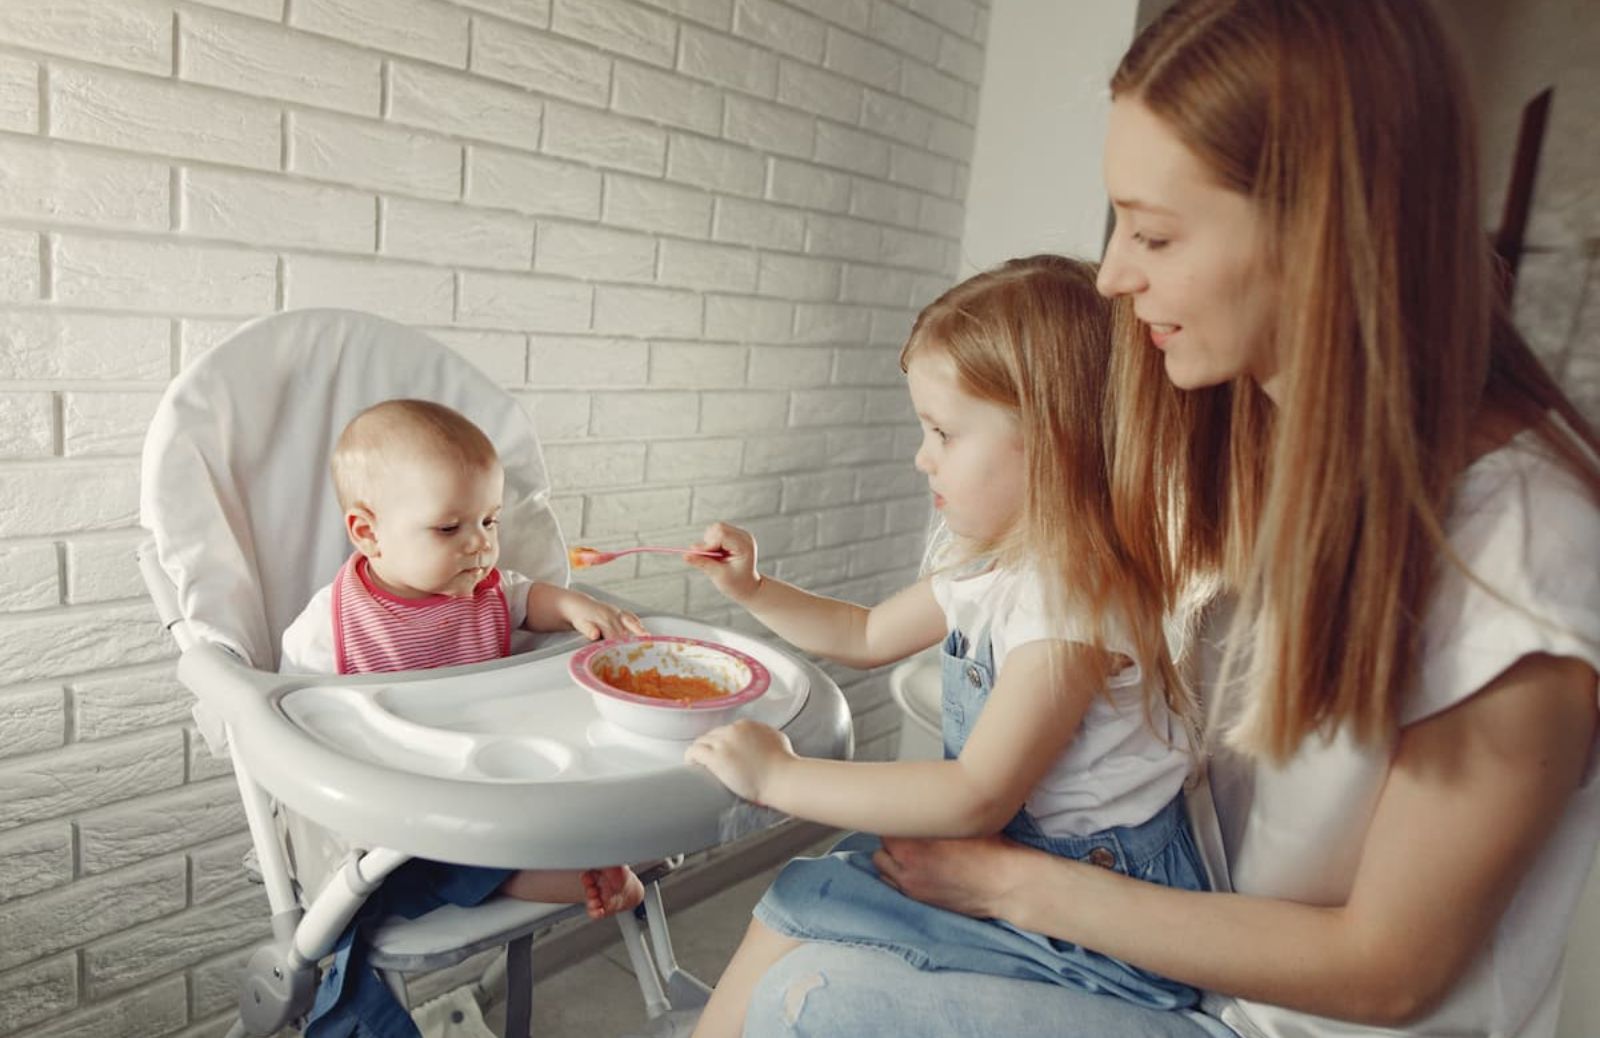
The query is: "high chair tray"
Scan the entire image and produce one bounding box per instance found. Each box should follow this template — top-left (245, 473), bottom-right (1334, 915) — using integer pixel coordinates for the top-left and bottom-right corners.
top-left (186, 615), bottom-right (852, 869)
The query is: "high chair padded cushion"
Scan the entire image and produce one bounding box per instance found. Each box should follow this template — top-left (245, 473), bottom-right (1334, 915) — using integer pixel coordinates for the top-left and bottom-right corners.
top-left (140, 308), bottom-right (567, 672)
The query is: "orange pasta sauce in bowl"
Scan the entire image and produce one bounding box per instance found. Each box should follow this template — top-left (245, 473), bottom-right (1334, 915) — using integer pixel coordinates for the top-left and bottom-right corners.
top-left (569, 636), bottom-right (771, 740)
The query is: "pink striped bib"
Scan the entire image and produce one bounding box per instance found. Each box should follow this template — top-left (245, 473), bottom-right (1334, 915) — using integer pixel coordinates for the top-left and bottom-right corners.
top-left (331, 554), bottom-right (511, 675)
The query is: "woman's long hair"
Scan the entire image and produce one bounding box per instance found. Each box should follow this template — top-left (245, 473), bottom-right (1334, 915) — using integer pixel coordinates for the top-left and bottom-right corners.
top-left (1109, 0), bottom-right (1600, 759)
top-left (905, 255), bottom-right (1189, 726)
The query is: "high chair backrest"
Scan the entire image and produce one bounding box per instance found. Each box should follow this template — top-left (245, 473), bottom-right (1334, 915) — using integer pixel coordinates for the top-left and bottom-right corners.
top-left (141, 309), bottom-right (567, 670)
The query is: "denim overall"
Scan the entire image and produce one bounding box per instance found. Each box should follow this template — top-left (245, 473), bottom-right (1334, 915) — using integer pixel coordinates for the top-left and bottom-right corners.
top-left (754, 628), bottom-right (1207, 1011)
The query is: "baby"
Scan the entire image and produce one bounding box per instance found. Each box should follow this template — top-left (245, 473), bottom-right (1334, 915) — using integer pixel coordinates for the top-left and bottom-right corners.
top-left (280, 398), bottom-right (646, 919)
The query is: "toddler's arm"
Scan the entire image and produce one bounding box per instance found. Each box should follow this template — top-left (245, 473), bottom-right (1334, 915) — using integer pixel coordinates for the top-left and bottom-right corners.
top-left (687, 639), bottom-right (1111, 837)
top-left (685, 522), bottom-right (944, 669)
top-left (524, 582), bottom-right (647, 641)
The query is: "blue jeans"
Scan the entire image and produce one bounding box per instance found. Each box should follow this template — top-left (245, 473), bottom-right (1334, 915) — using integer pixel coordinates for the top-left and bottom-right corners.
top-left (743, 943), bottom-right (1237, 1038)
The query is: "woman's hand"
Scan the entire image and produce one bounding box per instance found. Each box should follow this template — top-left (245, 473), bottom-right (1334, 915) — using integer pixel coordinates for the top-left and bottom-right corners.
top-left (684, 522), bottom-right (762, 604)
top-left (684, 718), bottom-right (795, 803)
top-left (874, 834), bottom-right (1035, 921)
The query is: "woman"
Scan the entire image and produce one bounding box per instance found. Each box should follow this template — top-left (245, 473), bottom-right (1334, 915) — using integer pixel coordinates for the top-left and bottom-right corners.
top-left (741, 1), bottom-right (1600, 1035)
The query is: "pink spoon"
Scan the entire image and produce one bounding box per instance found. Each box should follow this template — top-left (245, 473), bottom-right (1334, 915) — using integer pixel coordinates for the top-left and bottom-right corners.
top-left (569, 544), bottom-right (730, 569)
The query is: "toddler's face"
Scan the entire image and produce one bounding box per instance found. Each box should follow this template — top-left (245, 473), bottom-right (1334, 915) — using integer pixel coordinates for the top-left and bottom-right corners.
top-left (360, 459), bottom-right (505, 599)
top-left (907, 350), bottom-right (1025, 543)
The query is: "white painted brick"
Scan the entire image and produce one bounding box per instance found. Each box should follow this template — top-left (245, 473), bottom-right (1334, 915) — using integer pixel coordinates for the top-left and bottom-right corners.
top-left (823, 27), bottom-right (900, 91)
top-left (515, 390), bottom-right (589, 439)
top-left (734, 0), bottom-right (826, 62)
top-left (289, 110), bottom-right (462, 200)
top-left (54, 235), bottom-right (273, 317)
top-left (0, 0), bottom-right (172, 76)
top-left (190, 946), bottom-right (254, 1019)
top-left (454, 0), bottom-right (551, 24)
top-left (389, 62), bottom-right (544, 154)
top-left (918, 191), bottom-right (963, 236)
top-left (881, 225), bottom-right (946, 270)
top-left (890, 421), bottom-right (921, 457)
top-left (862, 88), bottom-right (934, 147)
top-left (645, 437), bottom-right (742, 482)
top-left (0, 952), bottom-right (77, 1034)
top-left (0, 687), bottom-right (64, 759)
top-left (585, 486), bottom-right (690, 535)
top-left (63, 531), bottom-right (148, 604)
top-left (0, 460), bottom-right (137, 537)
top-left (467, 146), bottom-right (602, 220)
top-left (666, 134), bottom-right (765, 198)
top-left (529, 336), bottom-right (647, 385)
top-left (23, 970), bottom-right (186, 1038)
top-left (705, 294), bottom-right (792, 342)
top-left (870, 304), bottom-right (915, 344)
top-left (457, 271), bottom-right (593, 331)
top-left (833, 344), bottom-right (905, 383)
top-left (384, 196), bottom-right (534, 270)
top-left (900, 61), bottom-right (966, 119)
top-left (748, 344), bottom-right (831, 386)
top-left (72, 668), bottom-right (188, 745)
top-left (888, 142), bottom-right (954, 195)
top-left (554, 0), bottom-right (677, 67)
top-left (813, 121), bottom-right (890, 177)
top-left (433, 329), bottom-right (528, 384)
top-left (863, 384), bottom-right (914, 422)
top-left (181, 167), bottom-right (373, 253)
top-left (712, 197), bottom-right (804, 250)
top-left (2, 137), bottom-right (169, 233)
top-left (591, 390), bottom-right (699, 437)
top-left (776, 61), bottom-right (861, 124)
top-left (885, 493), bottom-right (931, 533)
top-left (60, 391), bottom-right (160, 458)
top-left (724, 95), bottom-right (813, 159)
top-left (600, 571), bottom-right (687, 612)
top-left (817, 501), bottom-right (885, 545)
top-left (547, 438), bottom-right (646, 483)
top-left (612, 62), bottom-right (723, 136)
top-left (743, 428), bottom-right (829, 473)
top-left (189, 0), bottom-right (283, 16)
top-left (854, 459), bottom-right (922, 500)
top-left (543, 103), bottom-right (666, 176)
top-left (926, 114), bottom-right (974, 163)
top-left (691, 478), bottom-right (782, 521)
top-left (0, 603), bottom-right (168, 688)
top-left (0, 229), bottom-right (40, 303)
top-left (657, 239), bottom-right (758, 292)
top-left (757, 253), bottom-right (840, 300)
top-left (187, 725), bottom-right (235, 781)
top-left (471, 19), bottom-right (612, 107)
top-left (291, 0), bottom-right (468, 66)
top-left (826, 423), bottom-right (898, 463)
top-left (51, 66), bottom-right (279, 171)
top-left (636, 0), bottom-right (732, 29)
top-left (697, 390), bottom-right (786, 433)
top-left (936, 31), bottom-right (983, 84)
top-left (952, 160), bottom-right (969, 199)
top-left (841, 263), bottom-right (912, 305)
top-left (188, 832), bottom-right (255, 904)
top-left (0, 392), bottom-right (53, 458)
top-left (535, 221), bottom-right (656, 282)
top-left (594, 285), bottom-right (701, 337)
top-left (910, 0), bottom-right (978, 38)
top-left (909, 272), bottom-right (951, 310)
top-left (788, 0), bottom-right (869, 32)
top-left (0, 55), bottom-right (39, 133)
top-left (790, 386), bottom-right (864, 425)
top-left (795, 301), bottom-right (872, 343)
top-left (678, 25), bottom-right (777, 97)
top-left (851, 177), bottom-right (921, 227)
top-left (284, 256), bottom-right (453, 325)
top-left (78, 779), bottom-right (243, 877)
top-left (604, 174), bottom-right (713, 238)
top-left (805, 213), bottom-right (881, 262)
top-left (0, 726), bottom-right (181, 833)
top-left (781, 468), bottom-right (855, 508)
top-left (0, 823), bottom-right (73, 903)
top-left (768, 158), bottom-right (851, 213)
top-left (0, 313), bottom-right (169, 382)
top-left (646, 342), bottom-right (744, 388)
top-left (848, 530), bottom-right (924, 578)
top-left (0, 544), bottom-right (59, 612)
top-left (180, 7), bottom-right (380, 116)
top-left (870, 2), bottom-right (940, 62)
top-left (179, 318), bottom-right (241, 367)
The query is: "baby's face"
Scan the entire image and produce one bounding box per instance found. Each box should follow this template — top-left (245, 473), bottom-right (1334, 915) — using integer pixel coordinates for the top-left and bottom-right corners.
top-left (363, 459), bottom-right (505, 599)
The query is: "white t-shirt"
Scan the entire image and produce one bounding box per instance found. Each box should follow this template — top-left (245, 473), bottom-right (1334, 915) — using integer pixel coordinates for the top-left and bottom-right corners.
top-left (1200, 432), bottom-right (1600, 1038)
top-left (931, 565), bottom-right (1192, 837)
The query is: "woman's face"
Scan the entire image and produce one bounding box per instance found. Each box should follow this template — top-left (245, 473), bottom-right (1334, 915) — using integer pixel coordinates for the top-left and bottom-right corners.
top-left (1097, 97), bottom-right (1281, 397)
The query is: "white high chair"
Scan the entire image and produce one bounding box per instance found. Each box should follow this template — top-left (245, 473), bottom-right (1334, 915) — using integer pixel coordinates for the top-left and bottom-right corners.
top-left (137, 309), bottom-right (853, 1037)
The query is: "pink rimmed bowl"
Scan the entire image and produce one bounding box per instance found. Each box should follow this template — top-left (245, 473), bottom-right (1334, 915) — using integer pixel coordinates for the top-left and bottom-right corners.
top-left (569, 635), bottom-right (771, 740)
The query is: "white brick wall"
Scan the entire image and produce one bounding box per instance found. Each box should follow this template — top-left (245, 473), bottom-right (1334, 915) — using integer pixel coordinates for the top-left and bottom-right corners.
top-left (0, 0), bottom-right (977, 1031)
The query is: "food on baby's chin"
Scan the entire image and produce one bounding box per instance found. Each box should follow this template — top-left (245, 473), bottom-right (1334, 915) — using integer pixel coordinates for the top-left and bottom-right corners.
top-left (593, 662), bottom-right (729, 704)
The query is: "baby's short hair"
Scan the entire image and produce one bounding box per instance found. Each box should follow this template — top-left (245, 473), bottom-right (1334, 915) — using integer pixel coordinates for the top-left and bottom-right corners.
top-left (331, 399), bottom-right (499, 511)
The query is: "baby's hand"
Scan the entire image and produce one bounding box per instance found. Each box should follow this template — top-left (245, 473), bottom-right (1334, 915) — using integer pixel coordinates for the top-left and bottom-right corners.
top-left (561, 590), bottom-right (647, 641)
top-left (581, 865), bottom-right (644, 920)
top-left (684, 719), bottom-right (794, 804)
top-left (684, 522), bottom-right (761, 605)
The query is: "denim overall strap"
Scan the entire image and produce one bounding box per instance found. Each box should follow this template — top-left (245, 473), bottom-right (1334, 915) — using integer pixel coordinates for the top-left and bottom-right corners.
top-left (939, 627), bottom-right (996, 760)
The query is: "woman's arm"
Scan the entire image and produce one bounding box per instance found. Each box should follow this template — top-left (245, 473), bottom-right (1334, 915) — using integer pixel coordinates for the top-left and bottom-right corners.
top-left (688, 640), bottom-right (1108, 836)
top-left (876, 652), bottom-right (1598, 1026)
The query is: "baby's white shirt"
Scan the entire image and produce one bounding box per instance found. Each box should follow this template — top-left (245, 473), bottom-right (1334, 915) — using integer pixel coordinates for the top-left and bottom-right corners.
top-left (930, 564), bottom-right (1191, 837)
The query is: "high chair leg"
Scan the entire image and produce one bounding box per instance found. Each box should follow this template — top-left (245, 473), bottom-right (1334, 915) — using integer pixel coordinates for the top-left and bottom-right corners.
top-left (617, 907), bottom-right (671, 1019)
top-left (505, 933), bottom-right (533, 1038)
top-left (642, 882), bottom-right (711, 1009)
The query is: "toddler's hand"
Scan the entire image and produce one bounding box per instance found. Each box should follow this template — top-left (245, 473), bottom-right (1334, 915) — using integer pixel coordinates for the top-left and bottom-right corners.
top-left (684, 719), bottom-right (794, 804)
top-left (684, 522), bottom-right (761, 604)
top-left (561, 590), bottom-right (647, 641)
top-left (582, 865), bottom-right (645, 920)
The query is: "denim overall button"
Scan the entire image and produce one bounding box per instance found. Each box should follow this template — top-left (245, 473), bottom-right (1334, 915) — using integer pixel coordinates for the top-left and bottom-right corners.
top-left (965, 664), bottom-right (982, 686)
top-left (1085, 847), bottom-right (1116, 869)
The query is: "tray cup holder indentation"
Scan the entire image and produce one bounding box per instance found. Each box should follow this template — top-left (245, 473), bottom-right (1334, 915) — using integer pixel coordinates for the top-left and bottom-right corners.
top-left (470, 737), bottom-right (574, 781)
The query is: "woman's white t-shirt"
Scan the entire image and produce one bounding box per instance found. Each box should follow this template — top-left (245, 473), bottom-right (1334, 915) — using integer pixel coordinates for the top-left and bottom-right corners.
top-left (1200, 432), bottom-right (1600, 1037)
top-left (931, 565), bottom-right (1192, 838)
